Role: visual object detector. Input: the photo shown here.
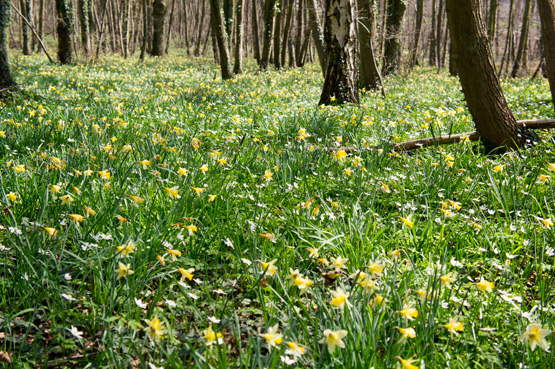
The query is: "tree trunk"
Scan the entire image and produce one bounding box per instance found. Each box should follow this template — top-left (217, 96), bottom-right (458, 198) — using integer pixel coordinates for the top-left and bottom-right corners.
top-left (307, 0), bottom-right (326, 74)
top-left (446, 0), bottom-right (533, 152)
top-left (56, 0), bottom-right (74, 64)
top-left (223, 0), bottom-right (233, 44)
top-left (429, 0), bottom-right (437, 66)
top-left (252, 0), bottom-right (261, 62)
top-left (358, 0), bottom-right (383, 91)
top-left (281, 0), bottom-right (294, 66)
top-left (274, 0), bottom-right (284, 69)
top-left (234, 0), bottom-right (244, 73)
top-left (37, 0), bottom-right (44, 53)
top-left (408, 0), bottom-right (423, 68)
top-left (436, 0), bottom-right (444, 70)
top-left (382, 0), bottom-right (407, 76)
top-left (538, 0), bottom-right (555, 111)
top-left (19, 0), bottom-right (31, 55)
top-left (260, 0), bottom-right (276, 71)
top-left (182, 0), bottom-right (190, 54)
top-left (295, 0), bottom-right (304, 66)
top-left (319, 0), bottom-right (359, 105)
top-left (78, 0), bottom-right (91, 56)
top-left (0, 0), bottom-right (16, 92)
top-left (210, 0), bottom-right (233, 79)
top-left (499, 0), bottom-right (516, 75)
top-left (165, 0), bottom-right (176, 54)
top-left (487, 0), bottom-right (497, 44)
top-left (511, 0), bottom-right (532, 77)
top-left (151, 0), bottom-right (166, 56)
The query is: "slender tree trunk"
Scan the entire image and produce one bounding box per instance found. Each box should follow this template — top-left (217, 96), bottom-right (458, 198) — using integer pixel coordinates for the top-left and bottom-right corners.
top-left (487, 0), bottom-right (497, 44)
top-left (274, 0), bottom-right (284, 68)
top-left (19, 0), bottom-right (31, 55)
top-left (165, 0), bottom-right (176, 54)
top-left (511, 0), bottom-right (532, 77)
top-left (436, 0), bottom-right (444, 70)
top-left (140, 0), bottom-right (149, 60)
top-left (223, 0), bottom-right (233, 43)
top-left (358, 0), bottom-right (384, 92)
top-left (182, 0), bottom-right (190, 54)
top-left (307, 0), bottom-right (325, 74)
top-left (252, 0), bottom-right (261, 62)
top-left (37, 0), bottom-right (44, 53)
top-left (210, 0), bottom-right (233, 79)
top-left (429, 0), bottom-right (437, 66)
top-left (295, 0), bottom-right (304, 66)
top-left (281, 0), bottom-right (294, 67)
top-left (56, 0), bottom-right (74, 64)
top-left (0, 0), bottom-right (16, 92)
top-left (319, 0), bottom-right (359, 105)
top-left (538, 0), bottom-right (555, 110)
top-left (499, 0), bottom-right (516, 75)
top-left (194, 0), bottom-right (207, 56)
top-left (260, 0), bottom-right (277, 71)
top-left (234, 0), bottom-right (244, 73)
top-left (446, 0), bottom-right (533, 152)
top-left (151, 0), bottom-right (166, 56)
top-left (408, 0), bottom-right (424, 69)
top-left (382, 0), bottom-right (407, 76)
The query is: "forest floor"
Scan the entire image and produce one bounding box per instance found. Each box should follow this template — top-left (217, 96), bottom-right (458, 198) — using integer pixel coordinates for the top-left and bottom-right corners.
top-left (1, 52), bottom-right (554, 368)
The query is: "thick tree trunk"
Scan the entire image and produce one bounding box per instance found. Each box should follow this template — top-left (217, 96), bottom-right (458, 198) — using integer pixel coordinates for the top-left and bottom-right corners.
top-left (511, 0), bottom-right (532, 77)
top-left (382, 0), bottom-right (407, 76)
top-left (358, 0), bottom-right (383, 92)
top-left (307, 0), bottom-right (326, 74)
top-left (233, 0), bottom-right (244, 74)
top-left (210, 0), bottom-right (233, 79)
top-left (151, 0), bottom-right (166, 56)
top-left (260, 0), bottom-right (276, 71)
top-left (319, 0), bottom-right (359, 105)
top-left (0, 0), bottom-right (16, 92)
top-left (78, 0), bottom-right (91, 56)
top-left (538, 0), bottom-right (555, 111)
top-left (56, 0), bottom-right (74, 64)
top-left (446, 0), bottom-right (533, 152)
top-left (19, 0), bottom-right (31, 55)
top-left (408, 0), bottom-right (424, 68)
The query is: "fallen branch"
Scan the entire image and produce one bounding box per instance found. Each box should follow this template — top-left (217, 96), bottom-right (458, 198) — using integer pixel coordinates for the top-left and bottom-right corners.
top-left (331, 118), bottom-right (555, 153)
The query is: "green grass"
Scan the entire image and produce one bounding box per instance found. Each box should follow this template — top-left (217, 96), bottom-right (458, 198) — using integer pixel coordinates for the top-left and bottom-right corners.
top-left (1, 51), bottom-right (554, 368)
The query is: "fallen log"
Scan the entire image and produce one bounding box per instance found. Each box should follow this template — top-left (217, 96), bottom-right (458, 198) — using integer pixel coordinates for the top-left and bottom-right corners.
top-left (332, 118), bottom-right (555, 153)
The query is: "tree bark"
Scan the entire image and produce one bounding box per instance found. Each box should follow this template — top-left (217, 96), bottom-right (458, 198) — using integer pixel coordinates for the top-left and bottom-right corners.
top-left (382, 0), bottom-right (406, 76)
top-left (260, 0), bottom-right (276, 71)
top-left (307, 0), bottom-right (326, 74)
top-left (319, 0), bottom-right (359, 105)
top-left (210, 0), bottom-right (233, 79)
top-left (358, 0), bottom-right (384, 92)
top-left (182, 0), bottom-right (190, 54)
top-left (499, 0), bottom-right (516, 75)
top-left (151, 0), bottom-right (166, 56)
top-left (511, 0), bottom-right (532, 77)
top-left (274, 0), bottom-right (284, 69)
top-left (233, 0), bottom-right (244, 73)
top-left (0, 0), bottom-right (16, 92)
top-left (446, 0), bottom-right (534, 152)
top-left (165, 0), bottom-right (176, 54)
top-left (487, 0), bottom-right (497, 46)
top-left (251, 0), bottom-right (261, 62)
top-left (429, 0), bottom-right (437, 66)
top-left (78, 0), bottom-right (91, 56)
top-left (56, 0), bottom-right (74, 64)
top-left (281, 0), bottom-right (294, 66)
top-left (538, 0), bottom-right (555, 111)
top-left (19, 0), bottom-right (31, 55)
top-left (408, 0), bottom-right (423, 69)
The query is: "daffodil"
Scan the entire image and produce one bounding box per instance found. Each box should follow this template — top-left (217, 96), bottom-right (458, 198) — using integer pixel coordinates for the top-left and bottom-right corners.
top-left (333, 149), bottom-right (348, 161)
top-left (50, 184), bottom-right (61, 193)
top-left (493, 164), bottom-right (505, 172)
top-left (444, 317), bottom-right (464, 335)
top-left (199, 164), bottom-right (209, 173)
top-left (116, 262), bottom-right (134, 279)
top-left (191, 186), bottom-right (204, 195)
top-left (203, 324), bottom-right (223, 345)
top-left (367, 261), bottom-right (384, 276)
top-left (44, 227), bottom-right (57, 238)
top-left (259, 324), bottom-right (283, 350)
top-left (69, 213), bottom-right (84, 225)
top-left (167, 249), bottom-right (182, 261)
top-left (179, 267), bottom-right (195, 281)
top-left (178, 167), bottom-right (188, 176)
top-left (146, 317), bottom-right (166, 342)
top-left (539, 217), bottom-right (553, 228)
top-left (519, 323), bottom-right (552, 351)
top-left (330, 256), bottom-right (348, 270)
top-left (83, 206), bottom-right (96, 217)
top-left (476, 278), bottom-right (494, 293)
top-left (208, 194), bottom-right (217, 201)
top-left (285, 341), bottom-right (306, 358)
top-left (116, 241), bottom-right (135, 256)
top-left (319, 329), bottom-right (347, 354)
top-left (138, 160), bottom-right (151, 169)
top-left (164, 186), bottom-right (180, 199)
top-left (397, 357), bottom-right (419, 369)
top-left (128, 195), bottom-right (144, 205)
top-left (7, 192), bottom-right (17, 202)
top-left (260, 259), bottom-right (278, 276)
top-left (330, 287), bottom-right (351, 309)
top-left (440, 272), bottom-right (456, 288)
top-left (59, 194), bottom-right (73, 205)
top-left (264, 170), bottom-right (273, 180)
top-left (98, 170), bottom-right (111, 180)
top-left (397, 327), bottom-right (416, 340)
top-left (400, 216), bottom-right (414, 228)
top-left (399, 303), bottom-right (418, 320)
top-left (185, 224), bottom-right (198, 235)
